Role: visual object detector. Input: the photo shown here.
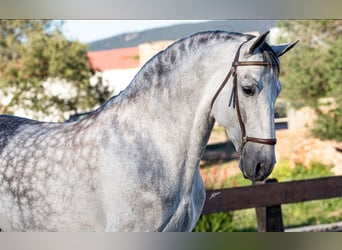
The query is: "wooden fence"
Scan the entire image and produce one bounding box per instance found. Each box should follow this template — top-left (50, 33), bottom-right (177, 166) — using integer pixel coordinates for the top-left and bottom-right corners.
top-left (202, 176), bottom-right (342, 232)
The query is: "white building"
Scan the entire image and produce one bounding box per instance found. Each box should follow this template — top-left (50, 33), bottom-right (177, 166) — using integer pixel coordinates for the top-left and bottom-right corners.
top-left (87, 40), bottom-right (174, 95)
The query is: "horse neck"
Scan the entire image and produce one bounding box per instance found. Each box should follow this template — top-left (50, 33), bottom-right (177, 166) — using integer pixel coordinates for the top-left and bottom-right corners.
top-left (96, 45), bottom-right (225, 163)
top-left (88, 37), bottom-right (244, 181)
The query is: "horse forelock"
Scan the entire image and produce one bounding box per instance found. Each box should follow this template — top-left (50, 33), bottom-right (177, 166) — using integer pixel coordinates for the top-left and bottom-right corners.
top-left (260, 42), bottom-right (280, 77)
top-left (256, 42), bottom-right (282, 95)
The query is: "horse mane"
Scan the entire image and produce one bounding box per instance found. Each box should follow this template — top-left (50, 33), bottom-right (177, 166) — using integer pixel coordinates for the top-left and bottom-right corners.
top-left (168, 30), bottom-right (253, 58)
top-left (121, 31), bottom-right (253, 96)
top-left (140, 30), bottom-right (253, 75)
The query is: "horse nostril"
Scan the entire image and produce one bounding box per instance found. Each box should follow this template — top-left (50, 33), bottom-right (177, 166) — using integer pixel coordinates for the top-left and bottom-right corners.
top-left (255, 162), bottom-right (264, 176)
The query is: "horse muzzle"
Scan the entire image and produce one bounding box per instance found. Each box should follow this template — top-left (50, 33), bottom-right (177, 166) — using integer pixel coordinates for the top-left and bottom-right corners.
top-left (238, 142), bottom-right (276, 182)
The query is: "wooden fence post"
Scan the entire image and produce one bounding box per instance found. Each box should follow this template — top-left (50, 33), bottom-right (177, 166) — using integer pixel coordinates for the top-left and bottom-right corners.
top-left (254, 179), bottom-right (284, 232)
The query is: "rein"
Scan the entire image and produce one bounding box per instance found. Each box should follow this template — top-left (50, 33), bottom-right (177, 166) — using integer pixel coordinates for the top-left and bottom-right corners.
top-left (211, 39), bottom-right (277, 156)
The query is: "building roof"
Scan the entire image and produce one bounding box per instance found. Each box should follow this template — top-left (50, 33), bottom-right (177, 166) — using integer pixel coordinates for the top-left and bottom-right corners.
top-left (87, 46), bottom-right (140, 71)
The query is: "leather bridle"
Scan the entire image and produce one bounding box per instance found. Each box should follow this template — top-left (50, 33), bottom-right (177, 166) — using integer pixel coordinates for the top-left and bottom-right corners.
top-left (211, 39), bottom-right (277, 156)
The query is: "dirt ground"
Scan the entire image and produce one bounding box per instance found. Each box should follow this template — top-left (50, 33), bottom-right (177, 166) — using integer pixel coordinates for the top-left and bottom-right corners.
top-left (275, 129), bottom-right (311, 161)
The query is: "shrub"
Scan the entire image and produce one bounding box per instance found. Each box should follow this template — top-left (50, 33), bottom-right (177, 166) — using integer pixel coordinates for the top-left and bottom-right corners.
top-left (311, 105), bottom-right (342, 141)
top-left (193, 212), bottom-right (234, 232)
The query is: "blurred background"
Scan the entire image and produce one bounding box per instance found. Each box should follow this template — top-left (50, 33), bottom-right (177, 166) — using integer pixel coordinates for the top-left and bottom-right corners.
top-left (0, 19), bottom-right (340, 231)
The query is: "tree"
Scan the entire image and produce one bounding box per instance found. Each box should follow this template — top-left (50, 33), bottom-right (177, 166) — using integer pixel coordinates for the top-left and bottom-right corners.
top-left (0, 20), bottom-right (111, 121)
top-left (276, 20), bottom-right (342, 108)
top-left (276, 20), bottom-right (342, 141)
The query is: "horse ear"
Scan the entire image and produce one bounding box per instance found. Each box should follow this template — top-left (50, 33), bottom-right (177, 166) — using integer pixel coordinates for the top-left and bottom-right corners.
top-left (248, 31), bottom-right (270, 54)
top-left (271, 40), bottom-right (299, 57)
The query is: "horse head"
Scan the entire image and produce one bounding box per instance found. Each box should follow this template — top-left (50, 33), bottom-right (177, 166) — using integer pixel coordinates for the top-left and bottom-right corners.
top-left (211, 31), bottom-right (298, 181)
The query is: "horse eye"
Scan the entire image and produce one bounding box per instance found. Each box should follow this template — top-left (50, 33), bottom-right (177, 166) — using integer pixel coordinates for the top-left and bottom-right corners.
top-left (242, 86), bottom-right (255, 96)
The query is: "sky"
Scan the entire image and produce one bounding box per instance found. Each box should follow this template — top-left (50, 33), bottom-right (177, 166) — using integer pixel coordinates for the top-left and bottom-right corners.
top-left (62, 20), bottom-right (208, 43)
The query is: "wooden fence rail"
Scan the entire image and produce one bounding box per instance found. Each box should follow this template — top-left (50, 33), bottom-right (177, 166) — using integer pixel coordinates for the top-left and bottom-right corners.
top-left (202, 176), bottom-right (342, 232)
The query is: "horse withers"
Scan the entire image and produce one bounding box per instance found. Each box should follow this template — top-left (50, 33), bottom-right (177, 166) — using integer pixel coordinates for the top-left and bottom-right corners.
top-left (0, 30), bottom-right (297, 231)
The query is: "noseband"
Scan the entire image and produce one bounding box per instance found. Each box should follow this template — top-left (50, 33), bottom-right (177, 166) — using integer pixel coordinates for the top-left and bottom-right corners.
top-left (211, 39), bottom-right (277, 156)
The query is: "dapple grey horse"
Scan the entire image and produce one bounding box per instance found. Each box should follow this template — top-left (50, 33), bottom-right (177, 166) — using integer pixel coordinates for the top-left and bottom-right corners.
top-left (0, 31), bottom-right (297, 231)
